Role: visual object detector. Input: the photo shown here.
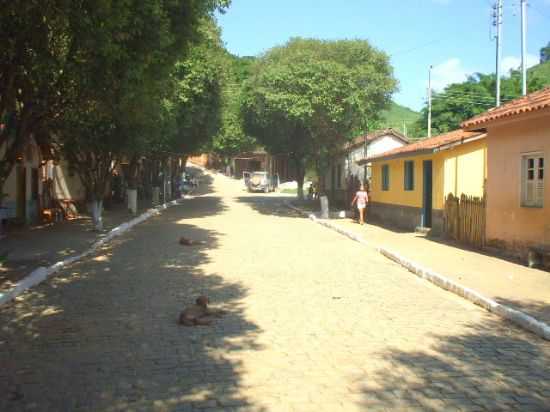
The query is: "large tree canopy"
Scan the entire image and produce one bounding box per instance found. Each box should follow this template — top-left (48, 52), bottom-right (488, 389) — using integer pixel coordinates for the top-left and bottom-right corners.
top-left (241, 38), bottom-right (397, 198)
top-left (209, 55), bottom-right (257, 159)
top-left (1, 0), bottom-right (230, 228)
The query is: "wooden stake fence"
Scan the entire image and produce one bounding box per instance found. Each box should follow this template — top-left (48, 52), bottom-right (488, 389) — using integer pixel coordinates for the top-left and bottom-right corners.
top-left (444, 193), bottom-right (486, 249)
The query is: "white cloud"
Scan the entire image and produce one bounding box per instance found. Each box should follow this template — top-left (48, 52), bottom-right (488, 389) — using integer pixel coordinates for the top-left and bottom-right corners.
top-left (501, 54), bottom-right (539, 76)
top-left (431, 58), bottom-right (470, 92)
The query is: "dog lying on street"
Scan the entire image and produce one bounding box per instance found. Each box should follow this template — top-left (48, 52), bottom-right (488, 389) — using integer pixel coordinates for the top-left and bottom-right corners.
top-left (179, 236), bottom-right (206, 246)
top-left (178, 295), bottom-right (226, 326)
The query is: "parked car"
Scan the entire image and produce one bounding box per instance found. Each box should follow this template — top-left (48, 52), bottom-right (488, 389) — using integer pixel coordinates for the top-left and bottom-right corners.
top-left (246, 171), bottom-right (277, 193)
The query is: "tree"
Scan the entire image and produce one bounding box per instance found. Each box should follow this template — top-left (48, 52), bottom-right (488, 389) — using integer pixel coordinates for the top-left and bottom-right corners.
top-left (414, 71), bottom-right (547, 136)
top-left (541, 42), bottom-right (550, 64)
top-left (54, 1), bottom-right (229, 229)
top-left (209, 55), bottom-right (257, 160)
top-left (0, 0), bottom-right (72, 204)
top-left (241, 38), bottom-right (397, 199)
top-left (168, 19), bottom-right (226, 158)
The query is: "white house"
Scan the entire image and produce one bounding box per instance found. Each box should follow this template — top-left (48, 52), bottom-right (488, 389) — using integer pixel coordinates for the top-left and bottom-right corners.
top-left (323, 128), bottom-right (409, 205)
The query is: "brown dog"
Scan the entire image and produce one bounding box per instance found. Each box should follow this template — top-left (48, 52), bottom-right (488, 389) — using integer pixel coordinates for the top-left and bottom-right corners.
top-left (178, 296), bottom-right (225, 326)
top-left (179, 236), bottom-right (206, 246)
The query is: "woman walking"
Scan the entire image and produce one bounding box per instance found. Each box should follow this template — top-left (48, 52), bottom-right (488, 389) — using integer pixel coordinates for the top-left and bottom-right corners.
top-left (351, 183), bottom-right (369, 225)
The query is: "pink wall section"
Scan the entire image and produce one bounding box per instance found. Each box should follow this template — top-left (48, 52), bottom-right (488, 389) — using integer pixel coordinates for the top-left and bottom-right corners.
top-left (486, 112), bottom-right (550, 252)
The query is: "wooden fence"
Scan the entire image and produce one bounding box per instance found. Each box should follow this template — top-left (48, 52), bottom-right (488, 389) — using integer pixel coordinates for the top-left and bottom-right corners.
top-left (444, 194), bottom-right (486, 248)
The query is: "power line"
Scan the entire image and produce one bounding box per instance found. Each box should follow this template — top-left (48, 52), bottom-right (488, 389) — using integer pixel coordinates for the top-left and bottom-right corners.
top-left (432, 92), bottom-right (516, 102)
top-left (530, 3), bottom-right (550, 21)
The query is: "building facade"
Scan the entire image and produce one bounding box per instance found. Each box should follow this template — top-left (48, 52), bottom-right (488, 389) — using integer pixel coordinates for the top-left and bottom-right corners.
top-left (463, 87), bottom-right (550, 258)
top-left (363, 130), bottom-right (486, 234)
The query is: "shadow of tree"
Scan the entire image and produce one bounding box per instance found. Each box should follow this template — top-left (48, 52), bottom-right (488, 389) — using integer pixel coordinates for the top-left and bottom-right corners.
top-left (354, 315), bottom-right (550, 411)
top-left (235, 195), bottom-right (307, 219)
top-left (0, 198), bottom-right (265, 411)
top-left (492, 297), bottom-right (550, 327)
top-left (0, 175), bottom-right (226, 292)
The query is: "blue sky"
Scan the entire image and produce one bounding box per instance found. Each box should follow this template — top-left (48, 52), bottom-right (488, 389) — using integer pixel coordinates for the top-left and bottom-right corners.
top-left (216, 0), bottom-right (550, 113)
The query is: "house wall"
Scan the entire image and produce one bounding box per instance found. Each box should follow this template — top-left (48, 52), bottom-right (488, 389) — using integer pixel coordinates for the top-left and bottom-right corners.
top-left (368, 139), bottom-right (487, 233)
top-left (485, 114), bottom-right (550, 255)
top-left (442, 138), bottom-right (487, 199)
top-left (1, 138), bottom-right (42, 223)
top-left (344, 135), bottom-right (408, 180)
top-left (1, 137), bottom-right (86, 224)
top-left (51, 160), bottom-right (86, 202)
top-left (324, 135), bottom-right (409, 199)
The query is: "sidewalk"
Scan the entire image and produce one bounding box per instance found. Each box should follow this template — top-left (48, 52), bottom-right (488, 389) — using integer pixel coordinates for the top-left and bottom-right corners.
top-left (0, 167), bottom-right (206, 293)
top-left (0, 200), bottom-right (157, 293)
top-left (300, 208), bottom-right (550, 326)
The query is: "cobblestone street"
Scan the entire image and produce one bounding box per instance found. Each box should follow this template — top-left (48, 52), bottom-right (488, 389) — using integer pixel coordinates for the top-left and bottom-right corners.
top-left (1, 173), bottom-right (549, 412)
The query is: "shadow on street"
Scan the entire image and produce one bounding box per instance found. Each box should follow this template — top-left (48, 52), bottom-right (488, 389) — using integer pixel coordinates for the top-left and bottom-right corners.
top-left (235, 195), bottom-right (308, 219)
top-left (355, 314), bottom-right (550, 411)
top-left (0, 196), bottom-right (265, 411)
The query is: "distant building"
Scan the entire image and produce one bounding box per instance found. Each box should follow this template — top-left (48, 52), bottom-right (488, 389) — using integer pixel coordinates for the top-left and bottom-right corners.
top-left (231, 149), bottom-right (297, 183)
top-left (323, 128), bottom-right (409, 207)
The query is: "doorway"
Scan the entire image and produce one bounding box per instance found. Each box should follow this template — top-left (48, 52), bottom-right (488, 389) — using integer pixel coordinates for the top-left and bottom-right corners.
top-left (422, 160), bottom-right (433, 228)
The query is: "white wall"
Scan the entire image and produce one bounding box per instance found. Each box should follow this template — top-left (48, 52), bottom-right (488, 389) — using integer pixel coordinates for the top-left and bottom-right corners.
top-left (324, 134), bottom-right (408, 190)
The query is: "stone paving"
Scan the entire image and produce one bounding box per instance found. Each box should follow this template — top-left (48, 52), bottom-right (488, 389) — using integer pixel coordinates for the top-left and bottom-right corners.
top-left (1, 173), bottom-right (549, 411)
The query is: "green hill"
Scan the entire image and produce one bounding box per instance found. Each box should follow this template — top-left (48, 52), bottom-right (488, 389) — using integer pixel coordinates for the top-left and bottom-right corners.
top-left (529, 60), bottom-right (550, 87)
top-left (379, 101), bottom-right (421, 136)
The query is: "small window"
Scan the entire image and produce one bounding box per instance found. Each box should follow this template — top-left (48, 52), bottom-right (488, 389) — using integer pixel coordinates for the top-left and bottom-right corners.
top-left (382, 164), bottom-right (390, 191)
top-left (521, 154), bottom-right (544, 207)
top-left (404, 160), bottom-right (414, 191)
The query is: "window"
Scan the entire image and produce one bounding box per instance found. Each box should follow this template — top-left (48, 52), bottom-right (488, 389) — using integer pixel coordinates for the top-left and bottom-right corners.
top-left (521, 154), bottom-right (544, 207)
top-left (382, 164), bottom-right (390, 191)
top-left (404, 160), bottom-right (414, 191)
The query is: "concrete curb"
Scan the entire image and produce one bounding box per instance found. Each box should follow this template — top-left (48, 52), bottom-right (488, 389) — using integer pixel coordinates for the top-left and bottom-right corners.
top-left (0, 195), bottom-right (193, 307)
top-left (285, 201), bottom-right (550, 341)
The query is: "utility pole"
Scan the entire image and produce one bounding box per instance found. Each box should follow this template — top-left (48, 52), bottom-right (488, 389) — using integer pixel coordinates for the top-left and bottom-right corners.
top-left (363, 120), bottom-right (369, 183)
top-left (521, 0), bottom-right (528, 95)
top-left (493, 0), bottom-right (503, 106)
top-left (403, 120), bottom-right (407, 137)
top-left (427, 65), bottom-right (433, 138)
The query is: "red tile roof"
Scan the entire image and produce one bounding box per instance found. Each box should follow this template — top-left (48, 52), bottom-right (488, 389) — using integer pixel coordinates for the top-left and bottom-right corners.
top-left (462, 87), bottom-right (550, 129)
top-left (359, 129), bottom-right (485, 163)
top-left (346, 128), bottom-right (409, 150)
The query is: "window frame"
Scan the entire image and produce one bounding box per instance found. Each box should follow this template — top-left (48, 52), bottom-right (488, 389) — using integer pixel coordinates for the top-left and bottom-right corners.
top-left (520, 152), bottom-right (544, 208)
top-left (404, 160), bottom-right (415, 191)
top-left (381, 164), bottom-right (390, 191)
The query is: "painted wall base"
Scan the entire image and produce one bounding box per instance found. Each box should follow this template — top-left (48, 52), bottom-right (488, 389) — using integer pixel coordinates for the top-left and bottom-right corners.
top-left (368, 201), bottom-right (443, 235)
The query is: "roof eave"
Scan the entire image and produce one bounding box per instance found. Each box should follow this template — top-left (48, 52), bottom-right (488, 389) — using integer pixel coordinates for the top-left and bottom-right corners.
top-left (357, 148), bottom-right (434, 164)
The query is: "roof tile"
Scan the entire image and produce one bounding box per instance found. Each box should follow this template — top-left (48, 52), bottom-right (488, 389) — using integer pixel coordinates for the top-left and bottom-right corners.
top-left (362, 129), bottom-right (484, 163)
top-left (462, 87), bottom-right (550, 129)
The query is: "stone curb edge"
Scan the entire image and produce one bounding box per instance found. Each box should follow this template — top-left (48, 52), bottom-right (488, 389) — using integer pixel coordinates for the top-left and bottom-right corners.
top-left (285, 201), bottom-right (550, 341)
top-left (0, 194), bottom-right (194, 307)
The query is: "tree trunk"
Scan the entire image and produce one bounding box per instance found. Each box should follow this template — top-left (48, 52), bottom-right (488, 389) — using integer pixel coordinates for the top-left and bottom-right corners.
top-left (126, 156), bottom-right (139, 215)
top-left (293, 156), bottom-right (306, 201)
top-left (127, 188), bottom-right (137, 215)
top-left (89, 199), bottom-right (103, 231)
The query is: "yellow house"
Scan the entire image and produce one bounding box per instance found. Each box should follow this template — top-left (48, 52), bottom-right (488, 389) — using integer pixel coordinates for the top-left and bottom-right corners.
top-left (359, 129), bottom-right (487, 233)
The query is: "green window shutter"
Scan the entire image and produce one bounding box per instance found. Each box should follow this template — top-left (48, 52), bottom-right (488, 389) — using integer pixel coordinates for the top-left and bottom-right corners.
top-left (404, 161), bottom-right (414, 191)
top-left (382, 164), bottom-right (389, 191)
